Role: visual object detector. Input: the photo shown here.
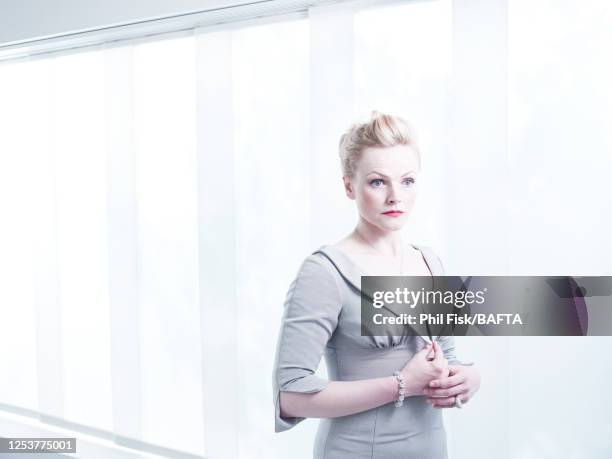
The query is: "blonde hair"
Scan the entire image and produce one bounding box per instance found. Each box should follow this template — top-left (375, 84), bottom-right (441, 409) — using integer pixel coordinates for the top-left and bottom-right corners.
top-left (338, 111), bottom-right (420, 177)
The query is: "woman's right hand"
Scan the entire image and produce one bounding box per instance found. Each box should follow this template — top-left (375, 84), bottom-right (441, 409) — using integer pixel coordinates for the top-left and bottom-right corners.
top-left (400, 341), bottom-right (449, 397)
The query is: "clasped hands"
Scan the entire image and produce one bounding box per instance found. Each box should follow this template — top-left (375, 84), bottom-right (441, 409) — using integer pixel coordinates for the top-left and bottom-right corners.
top-left (401, 341), bottom-right (480, 408)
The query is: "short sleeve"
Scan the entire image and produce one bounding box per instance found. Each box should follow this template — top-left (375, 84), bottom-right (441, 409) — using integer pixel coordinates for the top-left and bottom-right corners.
top-left (272, 253), bottom-right (342, 433)
top-left (438, 334), bottom-right (475, 366)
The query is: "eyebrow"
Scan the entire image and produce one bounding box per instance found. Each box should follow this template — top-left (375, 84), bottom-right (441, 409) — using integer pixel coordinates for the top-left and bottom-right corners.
top-left (366, 170), bottom-right (416, 178)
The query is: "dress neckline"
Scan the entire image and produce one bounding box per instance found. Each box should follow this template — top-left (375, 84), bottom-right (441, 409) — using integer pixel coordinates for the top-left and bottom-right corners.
top-left (313, 243), bottom-right (436, 345)
top-left (317, 243), bottom-right (434, 278)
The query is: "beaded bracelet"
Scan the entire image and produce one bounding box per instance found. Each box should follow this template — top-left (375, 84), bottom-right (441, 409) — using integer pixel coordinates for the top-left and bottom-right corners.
top-left (393, 371), bottom-right (406, 407)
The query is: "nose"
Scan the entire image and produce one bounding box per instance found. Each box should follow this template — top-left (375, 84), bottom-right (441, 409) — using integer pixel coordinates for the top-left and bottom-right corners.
top-left (386, 184), bottom-right (402, 205)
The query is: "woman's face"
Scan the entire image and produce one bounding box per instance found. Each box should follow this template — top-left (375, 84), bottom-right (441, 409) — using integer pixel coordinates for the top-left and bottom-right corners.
top-left (343, 144), bottom-right (420, 232)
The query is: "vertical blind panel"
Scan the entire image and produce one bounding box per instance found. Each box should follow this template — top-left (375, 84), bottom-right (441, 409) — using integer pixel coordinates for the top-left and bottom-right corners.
top-left (354, 0), bottom-right (452, 253)
top-left (447, 0), bottom-right (510, 276)
top-left (29, 59), bottom-right (65, 419)
top-left (0, 59), bottom-right (42, 412)
top-left (307, 4), bottom-right (355, 249)
top-left (195, 28), bottom-right (237, 459)
top-left (231, 18), bottom-right (311, 459)
top-left (446, 2), bottom-right (510, 456)
top-left (508, 0), bottom-right (612, 275)
top-left (507, 2), bottom-right (612, 456)
top-left (133, 35), bottom-right (204, 456)
top-left (104, 44), bottom-right (143, 441)
top-left (52, 50), bottom-right (114, 430)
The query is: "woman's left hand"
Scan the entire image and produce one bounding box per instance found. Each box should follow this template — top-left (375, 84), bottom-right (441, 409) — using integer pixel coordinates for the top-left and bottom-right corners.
top-left (422, 364), bottom-right (481, 408)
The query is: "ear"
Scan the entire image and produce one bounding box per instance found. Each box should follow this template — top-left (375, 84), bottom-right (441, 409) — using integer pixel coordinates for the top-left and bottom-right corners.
top-left (343, 176), bottom-right (355, 200)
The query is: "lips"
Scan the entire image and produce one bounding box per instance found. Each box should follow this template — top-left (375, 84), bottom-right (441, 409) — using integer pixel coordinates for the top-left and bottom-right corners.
top-left (382, 211), bottom-right (404, 217)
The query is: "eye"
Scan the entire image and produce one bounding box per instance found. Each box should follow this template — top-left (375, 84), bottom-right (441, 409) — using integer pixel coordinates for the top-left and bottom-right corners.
top-left (369, 178), bottom-right (385, 187)
top-left (403, 177), bottom-right (416, 187)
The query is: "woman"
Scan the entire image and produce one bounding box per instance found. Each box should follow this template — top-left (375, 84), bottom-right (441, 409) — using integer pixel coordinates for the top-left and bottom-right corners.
top-left (272, 112), bottom-right (481, 458)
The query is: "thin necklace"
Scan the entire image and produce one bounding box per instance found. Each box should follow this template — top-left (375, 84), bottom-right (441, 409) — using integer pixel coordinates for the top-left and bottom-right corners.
top-left (355, 231), bottom-right (405, 276)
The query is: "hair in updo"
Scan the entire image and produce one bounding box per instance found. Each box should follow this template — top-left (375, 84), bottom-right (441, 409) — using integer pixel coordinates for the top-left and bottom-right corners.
top-left (338, 111), bottom-right (420, 178)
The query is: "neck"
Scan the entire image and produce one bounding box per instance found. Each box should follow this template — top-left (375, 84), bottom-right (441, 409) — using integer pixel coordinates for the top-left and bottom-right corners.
top-left (353, 218), bottom-right (404, 257)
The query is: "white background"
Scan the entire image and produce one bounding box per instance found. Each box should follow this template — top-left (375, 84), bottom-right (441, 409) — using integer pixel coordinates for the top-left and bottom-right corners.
top-left (1, 1), bottom-right (611, 458)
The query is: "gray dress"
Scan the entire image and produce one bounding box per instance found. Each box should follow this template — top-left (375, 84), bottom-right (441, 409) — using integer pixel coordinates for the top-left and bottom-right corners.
top-left (272, 244), bottom-right (471, 458)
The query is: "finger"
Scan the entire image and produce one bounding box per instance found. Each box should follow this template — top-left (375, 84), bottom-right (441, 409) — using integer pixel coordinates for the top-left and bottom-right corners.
top-left (420, 343), bottom-right (433, 359)
top-left (428, 396), bottom-right (455, 407)
top-left (448, 365), bottom-right (462, 376)
top-left (428, 372), bottom-right (466, 389)
top-left (433, 361), bottom-right (449, 378)
top-left (423, 383), bottom-right (466, 398)
top-left (421, 343), bottom-right (434, 360)
top-left (428, 395), bottom-right (470, 408)
top-left (432, 341), bottom-right (444, 364)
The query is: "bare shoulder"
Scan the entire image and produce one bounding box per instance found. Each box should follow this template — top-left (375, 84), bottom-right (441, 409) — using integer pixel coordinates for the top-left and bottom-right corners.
top-left (330, 235), bottom-right (352, 248)
top-left (330, 236), bottom-right (358, 253)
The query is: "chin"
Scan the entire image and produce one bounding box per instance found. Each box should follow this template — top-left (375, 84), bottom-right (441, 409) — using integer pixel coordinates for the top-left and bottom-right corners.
top-left (384, 224), bottom-right (405, 232)
top-left (376, 219), bottom-right (406, 232)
